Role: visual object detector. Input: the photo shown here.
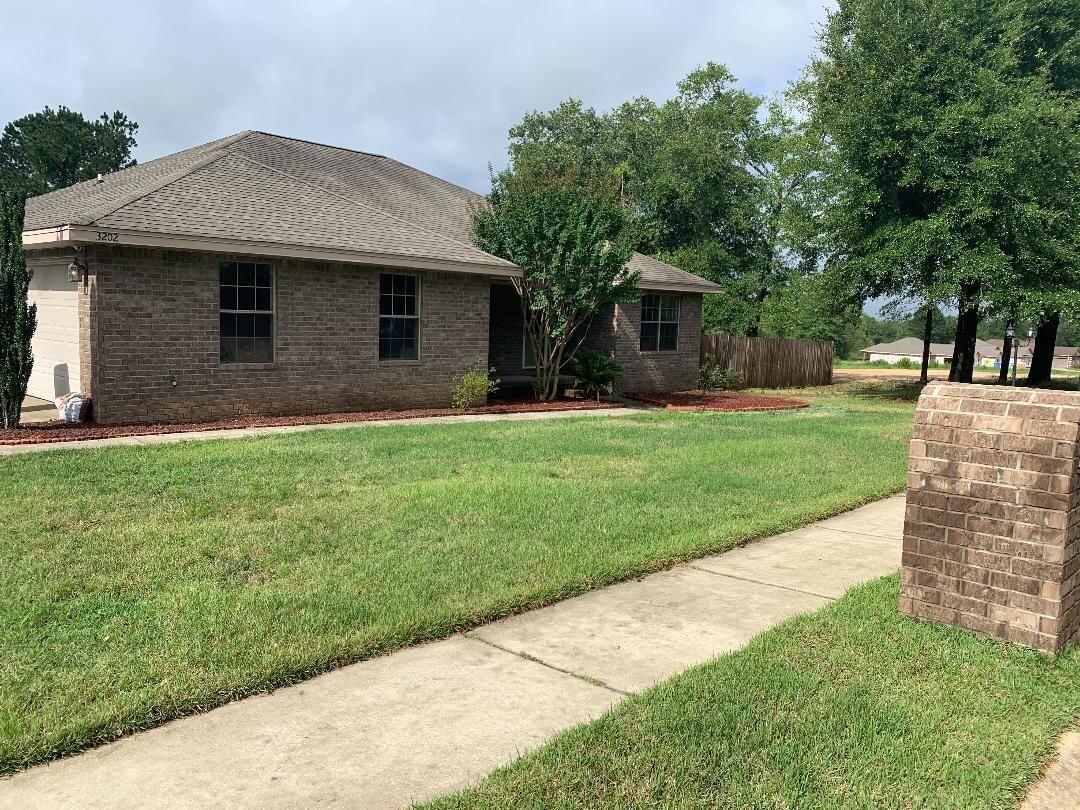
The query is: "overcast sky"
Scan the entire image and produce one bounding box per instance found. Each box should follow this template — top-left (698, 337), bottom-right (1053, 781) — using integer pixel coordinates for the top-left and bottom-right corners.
top-left (1, 0), bottom-right (827, 193)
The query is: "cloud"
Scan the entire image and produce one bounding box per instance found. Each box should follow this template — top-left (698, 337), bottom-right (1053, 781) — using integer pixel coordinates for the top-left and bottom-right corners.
top-left (0, 0), bottom-right (826, 191)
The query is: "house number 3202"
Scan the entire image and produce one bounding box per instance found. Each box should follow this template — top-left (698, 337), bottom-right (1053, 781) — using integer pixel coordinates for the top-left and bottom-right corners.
top-left (95, 231), bottom-right (119, 242)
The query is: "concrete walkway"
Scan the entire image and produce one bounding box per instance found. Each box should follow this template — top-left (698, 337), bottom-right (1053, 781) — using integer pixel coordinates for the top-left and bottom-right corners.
top-left (0, 406), bottom-right (644, 456)
top-left (1024, 733), bottom-right (1080, 809)
top-left (0, 497), bottom-right (905, 809)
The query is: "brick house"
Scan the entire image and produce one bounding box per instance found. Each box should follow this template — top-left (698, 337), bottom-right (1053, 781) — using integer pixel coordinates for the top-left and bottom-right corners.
top-left (21, 131), bottom-right (720, 424)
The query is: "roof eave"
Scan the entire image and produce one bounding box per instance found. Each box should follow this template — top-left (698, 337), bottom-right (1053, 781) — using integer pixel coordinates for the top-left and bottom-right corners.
top-left (637, 279), bottom-right (724, 294)
top-left (22, 225), bottom-right (522, 278)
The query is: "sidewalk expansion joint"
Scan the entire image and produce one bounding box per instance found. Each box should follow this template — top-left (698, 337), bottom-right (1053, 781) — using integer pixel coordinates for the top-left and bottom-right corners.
top-left (685, 564), bottom-right (838, 602)
top-left (814, 524), bottom-right (902, 542)
top-left (465, 633), bottom-right (629, 697)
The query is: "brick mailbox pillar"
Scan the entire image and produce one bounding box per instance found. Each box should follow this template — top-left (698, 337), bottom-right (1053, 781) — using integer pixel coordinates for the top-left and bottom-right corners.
top-left (901, 382), bottom-right (1080, 653)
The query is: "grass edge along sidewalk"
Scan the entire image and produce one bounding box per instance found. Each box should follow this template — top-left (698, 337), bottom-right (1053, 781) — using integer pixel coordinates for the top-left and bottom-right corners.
top-left (0, 384), bottom-right (913, 773)
top-left (426, 574), bottom-right (1080, 809)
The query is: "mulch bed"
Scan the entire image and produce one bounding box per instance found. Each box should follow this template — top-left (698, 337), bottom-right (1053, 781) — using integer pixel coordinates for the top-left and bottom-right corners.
top-left (625, 390), bottom-right (809, 412)
top-left (0, 399), bottom-right (619, 446)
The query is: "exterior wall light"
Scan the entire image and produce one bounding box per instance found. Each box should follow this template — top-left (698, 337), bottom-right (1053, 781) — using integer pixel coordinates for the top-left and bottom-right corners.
top-left (67, 247), bottom-right (87, 284)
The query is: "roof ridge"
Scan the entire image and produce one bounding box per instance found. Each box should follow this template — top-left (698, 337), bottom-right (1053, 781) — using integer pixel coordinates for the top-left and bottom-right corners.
top-left (233, 139), bottom-right (509, 263)
top-left (247, 135), bottom-right (492, 249)
top-left (249, 131), bottom-right (389, 161)
top-left (83, 131), bottom-right (257, 225)
top-left (374, 154), bottom-right (487, 203)
top-left (252, 131), bottom-right (487, 202)
top-left (226, 150), bottom-right (513, 267)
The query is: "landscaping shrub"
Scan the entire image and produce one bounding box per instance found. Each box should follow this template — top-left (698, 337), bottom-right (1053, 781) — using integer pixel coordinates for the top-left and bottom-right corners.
top-left (568, 349), bottom-right (622, 401)
top-left (450, 360), bottom-right (499, 409)
top-left (0, 189), bottom-right (36, 428)
top-left (699, 354), bottom-right (743, 391)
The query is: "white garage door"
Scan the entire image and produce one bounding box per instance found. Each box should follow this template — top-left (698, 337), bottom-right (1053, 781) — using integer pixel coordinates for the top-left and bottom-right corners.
top-left (26, 263), bottom-right (81, 401)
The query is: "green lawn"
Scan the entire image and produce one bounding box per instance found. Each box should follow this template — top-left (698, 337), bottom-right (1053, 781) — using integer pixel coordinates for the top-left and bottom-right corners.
top-left (428, 575), bottom-right (1080, 809)
top-left (0, 383), bottom-right (914, 772)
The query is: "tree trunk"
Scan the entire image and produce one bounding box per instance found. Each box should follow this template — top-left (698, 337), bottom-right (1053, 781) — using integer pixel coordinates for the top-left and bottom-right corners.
top-left (1027, 312), bottom-right (1060, 387)
top-left (919, 305), bottom-right (933, 385)
top-left (746, 285), bottom-right (769, 337)
top-left (998, 333), bottom-right (1013, 385)
top-left (948, 283), bottom-right (980, 384)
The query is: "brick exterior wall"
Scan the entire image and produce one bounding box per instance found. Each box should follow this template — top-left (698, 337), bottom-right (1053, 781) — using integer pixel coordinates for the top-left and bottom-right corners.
top-left (615, 294), bottom-right (701, 394)
top-left (78, 245), bottom-right (490, 424)
top-left (901, 382), bottom-right (1080, 654)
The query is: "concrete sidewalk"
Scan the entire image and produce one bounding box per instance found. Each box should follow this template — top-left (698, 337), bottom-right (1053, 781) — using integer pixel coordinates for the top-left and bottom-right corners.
top-left (0, 496), bottom-right (905, 809)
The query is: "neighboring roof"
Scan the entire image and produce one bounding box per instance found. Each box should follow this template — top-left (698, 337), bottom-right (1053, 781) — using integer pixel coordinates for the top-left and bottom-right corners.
top-left (984, 339), bottom-right (1078, 358)
top-left (24, 131), bottom-right (721, 292)
top-left (862, 337), bottom-right (998, 356)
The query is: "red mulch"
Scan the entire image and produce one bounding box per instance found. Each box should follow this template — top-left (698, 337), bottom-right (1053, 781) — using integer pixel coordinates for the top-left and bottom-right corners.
top-left (0, 399), bottom-right (620, 446)
top-left (626, 390), bottom-right (809, 412)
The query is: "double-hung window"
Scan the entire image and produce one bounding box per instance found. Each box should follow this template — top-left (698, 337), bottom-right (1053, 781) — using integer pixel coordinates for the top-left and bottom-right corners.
top-left (639, 294), bottom-right (680, 352)
top-left (220, 261), bottom-right (274, 363)
top-left (379, 273), bottom-right (419, 360)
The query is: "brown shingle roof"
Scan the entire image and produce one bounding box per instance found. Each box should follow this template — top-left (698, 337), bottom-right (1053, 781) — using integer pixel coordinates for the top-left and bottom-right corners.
top-left (25, 131), bottom-right (721, 290)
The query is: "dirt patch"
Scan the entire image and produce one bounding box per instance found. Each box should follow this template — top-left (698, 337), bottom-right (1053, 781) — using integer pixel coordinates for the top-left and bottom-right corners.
top-left (0, 399), bottom-right (620, 446)
top-left (625, 390), bottom-right (809, 412)
top-left (833, 368), bottom-right (997, 383)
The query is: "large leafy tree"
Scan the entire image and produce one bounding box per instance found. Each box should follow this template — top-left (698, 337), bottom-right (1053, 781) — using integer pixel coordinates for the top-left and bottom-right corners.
top-left (738, 89), bottom-right (832, 336)
top-left (810, 0), bottom-right (1080, 384)
top-left (1005, 0), bottom-right (1080, 385)
top-left (507, 65), bottom-right (767, 332)
top-left (0, 106), bottom-right (138, 197)
top-left (0, 189), bottom-right (36, 428)
top-left (472, 161), bottom-right (638, 400)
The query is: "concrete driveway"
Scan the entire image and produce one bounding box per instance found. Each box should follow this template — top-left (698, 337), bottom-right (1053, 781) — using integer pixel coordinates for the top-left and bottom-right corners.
top-left (18, 395), bottom-right (54, 423)
top-left (0, 496), bottom-right (905, 809)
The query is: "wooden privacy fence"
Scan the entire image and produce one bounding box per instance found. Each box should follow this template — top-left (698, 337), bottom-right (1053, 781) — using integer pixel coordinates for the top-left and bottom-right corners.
top-left (700, 334), bottom-right (834, 389)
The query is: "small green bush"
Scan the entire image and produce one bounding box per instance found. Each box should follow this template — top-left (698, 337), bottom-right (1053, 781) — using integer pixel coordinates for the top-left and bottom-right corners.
top-left (699, 355), bottom-right (743, 391)
top-left (451, 360), bottom-right (499, 409)
top-left (569, 349), bottom-right (622, 400)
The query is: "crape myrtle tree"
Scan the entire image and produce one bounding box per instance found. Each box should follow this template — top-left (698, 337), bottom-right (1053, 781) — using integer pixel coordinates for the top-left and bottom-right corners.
top-left (0, 189), bottom-right (36, 428)
top-left (472, 160), bottom-right (638, 400)
top-left (0, 106), bottom-right (138, 197)
top-left (811, 0), bottom-right (1080, 384)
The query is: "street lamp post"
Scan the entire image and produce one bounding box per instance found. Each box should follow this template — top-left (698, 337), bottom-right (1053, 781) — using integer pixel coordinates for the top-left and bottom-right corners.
top-left (1005, 325), bottom-right (1018, 386)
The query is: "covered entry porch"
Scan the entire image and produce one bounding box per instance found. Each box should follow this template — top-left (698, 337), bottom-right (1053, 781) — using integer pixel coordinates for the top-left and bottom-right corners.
top-left (487, 282), bottom-right (615, 396)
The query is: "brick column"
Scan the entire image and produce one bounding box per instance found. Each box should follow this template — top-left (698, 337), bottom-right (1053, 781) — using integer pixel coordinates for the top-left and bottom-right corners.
top-left (901, 382), bottom-right (1080, 653)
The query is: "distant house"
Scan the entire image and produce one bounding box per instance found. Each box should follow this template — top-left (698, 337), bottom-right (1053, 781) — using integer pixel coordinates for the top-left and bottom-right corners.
top-left (985, 339), bottom-right (1080, 370)
top-left (860, 337), bottom-right (997, 366)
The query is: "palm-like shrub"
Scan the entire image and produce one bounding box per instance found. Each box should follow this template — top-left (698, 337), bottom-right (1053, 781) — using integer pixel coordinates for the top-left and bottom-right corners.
top-left (569, 349), bottom-right (621, 401)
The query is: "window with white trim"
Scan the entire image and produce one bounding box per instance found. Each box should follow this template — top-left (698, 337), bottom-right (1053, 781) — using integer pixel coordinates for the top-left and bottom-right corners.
top-left (639, 294), bottom-right (680, 352)
top-left (379, 273), bottom-right (419, 360)
top-left (220, 261), bottom-right (274, 363)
